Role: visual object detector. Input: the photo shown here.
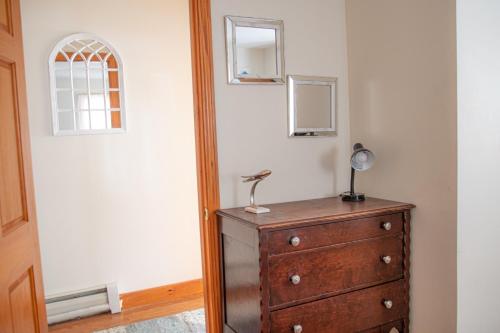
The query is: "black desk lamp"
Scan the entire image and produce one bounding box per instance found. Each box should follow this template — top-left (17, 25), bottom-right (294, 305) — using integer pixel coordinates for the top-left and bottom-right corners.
top-left (341, 143), bottom-right (375, 202)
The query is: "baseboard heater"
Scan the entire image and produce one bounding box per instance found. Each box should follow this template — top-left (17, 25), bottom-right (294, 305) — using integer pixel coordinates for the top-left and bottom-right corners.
top-left (46, 283), bottom-right (121, 325)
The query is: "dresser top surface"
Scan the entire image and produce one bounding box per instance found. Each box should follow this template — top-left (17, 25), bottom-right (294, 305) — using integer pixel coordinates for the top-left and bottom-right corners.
top-left (217, 196), bottom-right (414, 229)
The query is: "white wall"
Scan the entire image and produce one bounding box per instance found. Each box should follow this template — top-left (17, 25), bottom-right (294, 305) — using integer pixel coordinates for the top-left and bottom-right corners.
top-left (212, 0), bottom-right (352, 209)
top-left (21, 0), bottom-right (201, 295)
top-left (457, 1), bottom-right (500, 331)
top-left (346, 1), bottom-right (457, 332)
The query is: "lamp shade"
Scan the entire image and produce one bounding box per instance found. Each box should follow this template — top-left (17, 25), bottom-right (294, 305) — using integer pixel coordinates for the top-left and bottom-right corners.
top-left (350, 143), bottom-right (375, 171)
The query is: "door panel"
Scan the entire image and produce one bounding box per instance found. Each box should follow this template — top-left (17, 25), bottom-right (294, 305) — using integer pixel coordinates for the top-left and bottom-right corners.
top-left (0, 0), bottom-right (48, 332)
top-left (0, 0), bottom-right (12, 34)
top-left (9, 268), bottom-right (39, 333)
top-left (0, 59), bottom-right (28, 234)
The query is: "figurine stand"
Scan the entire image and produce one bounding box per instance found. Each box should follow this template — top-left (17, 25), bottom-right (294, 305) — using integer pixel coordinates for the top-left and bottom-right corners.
top-left (245, 206), bottom-right (270, 214)
top-left (241, 170), bottom-right (272, 215)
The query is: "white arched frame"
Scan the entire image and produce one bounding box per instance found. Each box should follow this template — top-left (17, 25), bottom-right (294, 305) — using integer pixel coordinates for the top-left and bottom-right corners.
top-left (49, 33), bottom-right (126, 135)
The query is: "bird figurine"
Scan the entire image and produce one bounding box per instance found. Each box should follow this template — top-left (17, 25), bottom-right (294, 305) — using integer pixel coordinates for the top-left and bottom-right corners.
top-left (242, 169), bottom-right (272, 214)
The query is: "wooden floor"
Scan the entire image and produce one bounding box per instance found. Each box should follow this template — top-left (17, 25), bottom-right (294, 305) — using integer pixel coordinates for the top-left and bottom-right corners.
top-left (48, 293), bottom-right (204, 333)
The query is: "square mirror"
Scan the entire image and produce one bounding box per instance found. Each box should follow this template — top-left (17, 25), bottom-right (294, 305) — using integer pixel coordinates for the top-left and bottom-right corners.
top-left (225, 16), bottom-right (284, 84)
top-left (288, 75), bottom-right (337, 137)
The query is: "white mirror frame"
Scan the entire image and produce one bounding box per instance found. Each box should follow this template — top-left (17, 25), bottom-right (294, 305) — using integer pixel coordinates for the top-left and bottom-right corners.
top-left (225, 16), bottom-right (285, 85)
top-left (287, 75), bottom-right (338, 137)
top-left (48, 33), bottom-right (127, 136)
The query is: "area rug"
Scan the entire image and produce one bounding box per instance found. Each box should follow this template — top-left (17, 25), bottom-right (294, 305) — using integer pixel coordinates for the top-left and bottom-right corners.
top-left (94, 308), bottom-right (205, 333)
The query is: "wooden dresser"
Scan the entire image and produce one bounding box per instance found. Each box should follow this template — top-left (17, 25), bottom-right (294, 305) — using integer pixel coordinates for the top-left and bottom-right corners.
top-left (217, 197), bottom-right (414, 333)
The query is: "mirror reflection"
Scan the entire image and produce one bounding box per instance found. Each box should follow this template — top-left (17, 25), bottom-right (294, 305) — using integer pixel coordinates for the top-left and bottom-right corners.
top-left (296, 84), bottom-right (332, 129)
top-left (235, 26), bottom-right (277, 77)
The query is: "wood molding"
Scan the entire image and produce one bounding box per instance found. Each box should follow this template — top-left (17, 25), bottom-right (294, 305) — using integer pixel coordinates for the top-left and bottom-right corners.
top-left (120, 279), bottom-right (204, 310)
top-left (189, 0), bottom-right (222, 332)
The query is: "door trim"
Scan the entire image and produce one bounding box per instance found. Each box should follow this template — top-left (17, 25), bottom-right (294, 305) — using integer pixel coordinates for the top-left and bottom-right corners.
top-left (189, 1), bottom-right (222, 332)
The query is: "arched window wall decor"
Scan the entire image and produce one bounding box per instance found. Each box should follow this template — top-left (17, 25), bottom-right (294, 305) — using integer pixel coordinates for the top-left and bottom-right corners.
top-left (49, 33), bottom-right (126, 135)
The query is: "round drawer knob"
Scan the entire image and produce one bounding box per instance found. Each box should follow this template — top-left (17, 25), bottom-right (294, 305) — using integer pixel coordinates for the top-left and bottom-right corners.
top-left (384, 299), bottom-right (393, 309)
top-left (389, 328), bottom-right (400, 333)
top-left (382, 222), bottom-right (392, 231)
top-left (293, 324), bottom-right (303, 333)
top-left (290, 236), bottom-right (301, 247)
top-left (381, 255), bottom-right (392, 264)
top-left (290, 274), bottom-right (301, 285)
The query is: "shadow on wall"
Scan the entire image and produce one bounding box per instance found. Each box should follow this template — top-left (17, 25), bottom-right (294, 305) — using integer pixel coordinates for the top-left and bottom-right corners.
top-left (320, 145), bottom-right (340, 195)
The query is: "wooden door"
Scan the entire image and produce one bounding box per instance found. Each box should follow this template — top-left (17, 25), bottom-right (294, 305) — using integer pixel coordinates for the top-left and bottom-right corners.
top-left (0, 0), bottom-right (48, 332)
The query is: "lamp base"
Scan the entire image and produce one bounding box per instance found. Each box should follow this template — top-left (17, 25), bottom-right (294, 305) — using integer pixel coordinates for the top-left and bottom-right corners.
top-left (341, 192), bottom-right (366, 202)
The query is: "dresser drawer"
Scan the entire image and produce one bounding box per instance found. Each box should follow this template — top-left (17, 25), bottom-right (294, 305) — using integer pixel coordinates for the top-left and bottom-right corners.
top-left (360, 320), bottom-right (405, 333)
top-left (268, 213), bottom-right (403, 255)
top-left (270, 280), bottom-right (407, 333)
top-left (269, 235), bottom-right (403, 306)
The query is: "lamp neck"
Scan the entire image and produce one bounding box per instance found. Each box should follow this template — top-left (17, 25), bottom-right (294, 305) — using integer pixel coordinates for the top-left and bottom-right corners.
top-left (353, 143), bottom-right (364, 151)
top-left (350, 167), bottom-right (356, 194)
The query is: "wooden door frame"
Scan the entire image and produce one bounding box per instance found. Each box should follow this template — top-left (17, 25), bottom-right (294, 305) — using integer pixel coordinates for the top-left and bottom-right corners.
top-left (189, 0), bottom-right (222, 332)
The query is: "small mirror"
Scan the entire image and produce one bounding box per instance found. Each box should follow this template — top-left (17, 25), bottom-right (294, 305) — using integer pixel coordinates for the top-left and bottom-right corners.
top-left (288, 75), bottom-right (337, 137)
top-left (225, 16), bottom-right (284, 84)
